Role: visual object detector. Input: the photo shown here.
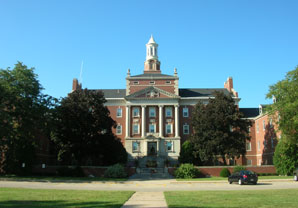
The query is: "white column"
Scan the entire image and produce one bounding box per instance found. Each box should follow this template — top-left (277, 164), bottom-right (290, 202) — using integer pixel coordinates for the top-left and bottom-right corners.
top-left (159, 105), bottom-right (163, 137)
top-left (142, 105), bottom-right (146, 138)
top-left (175, 105), bottom-right (179, 138)
top-left (125, 106), bottom-right (130, 138)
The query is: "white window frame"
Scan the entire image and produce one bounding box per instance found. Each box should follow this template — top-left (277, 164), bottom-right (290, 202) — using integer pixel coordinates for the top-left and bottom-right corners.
top-left (166, 141), bottom-right (173, 152)
top-left (116, 107), bottom-right (122, 118)
top-left (149, 123), bottom-right (156, 133)
top-left (116, 124), bottom-right (122, 135)
top-left (257, 123), bottom-right (259, 133)
top-left (133, 107), bottom-right (140, 117)
top-left (166, 81), bottom-right (171, 84)
top-left (183, 107), bottom-right (189, 117)
top-left (263, 120), bottom-right (266, 131)
top-left (132, 141), bottom-right (140, 152)
top-left (165, 124), bottom-right (172, 134)
top-left (165, 107), bottom-right (172, 117)
top-left (133, 123), bottom-right (140, 134)
top-left (246, 142), bottom-right (251, 151)
top-left (269, 118), bottom-right (273, 127)
top-left (149, 81), bottom-right (155, 85)
top-left (149, 107), bottom-right (156, 117)
top-left (133, 81), bottom-right (139, 85)
top-left (183, 124), bottom-right (189, 135)
top-left (247, 159), bottom-right (252, 166)
top-left (257, 140), bottom-right (261, 151)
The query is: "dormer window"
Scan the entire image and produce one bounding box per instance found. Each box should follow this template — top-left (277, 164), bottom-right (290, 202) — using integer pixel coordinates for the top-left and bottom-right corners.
top-left (149, 81), bottom-right (155, 85)
top-left (166, 81), bottom-right (171, 84)
top-left (133, 81), bottom-right (139, 85)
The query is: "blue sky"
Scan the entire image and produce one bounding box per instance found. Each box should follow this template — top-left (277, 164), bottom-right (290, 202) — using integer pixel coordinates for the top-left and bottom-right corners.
top-left (1, 0), bottom-right (297, 107)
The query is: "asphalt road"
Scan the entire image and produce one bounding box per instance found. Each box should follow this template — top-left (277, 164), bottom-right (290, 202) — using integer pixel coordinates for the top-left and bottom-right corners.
top-left (0, 179), bottom-right (297, 191)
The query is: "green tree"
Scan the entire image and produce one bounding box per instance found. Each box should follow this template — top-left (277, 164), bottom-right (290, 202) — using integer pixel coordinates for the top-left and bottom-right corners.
top-left (52, 89), bottom-right (127, 166)
top-left (267, 66), bottom-right (298, 173)
top-left (191, 91), bottom-right (251, 165)
top-left (0, 62), bottom-right (53, 174)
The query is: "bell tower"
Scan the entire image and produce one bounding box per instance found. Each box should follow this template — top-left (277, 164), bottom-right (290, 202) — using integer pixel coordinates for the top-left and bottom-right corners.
top-left (144, 35), bottom-right (161, 74)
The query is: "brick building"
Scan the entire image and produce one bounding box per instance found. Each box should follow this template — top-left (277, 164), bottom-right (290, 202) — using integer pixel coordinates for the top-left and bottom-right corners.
top-left (72, 36), bottom-right (278, 168)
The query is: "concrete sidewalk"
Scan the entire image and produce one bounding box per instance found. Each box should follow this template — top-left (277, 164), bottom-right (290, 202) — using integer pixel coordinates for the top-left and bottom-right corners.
top-left (121, 192), bottom-right (168, 208)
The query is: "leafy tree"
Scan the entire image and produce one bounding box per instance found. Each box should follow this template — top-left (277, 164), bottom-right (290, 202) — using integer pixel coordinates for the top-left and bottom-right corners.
top-left (267, 66), bottom-right (298, 143)
top-left (190, 91), bottom-right (251, 165)
top-left (267, 66), bottom-right (298, 173)
top-left (179, 140), bottom-right (201, 165)
top-left (52, 89), bottom-right (127, 166)
top-left (0, 62), bottom-right (53, 174)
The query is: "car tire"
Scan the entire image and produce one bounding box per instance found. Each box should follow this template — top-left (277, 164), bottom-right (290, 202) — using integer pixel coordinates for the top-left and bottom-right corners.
top-left (238, 179), bottom-right (243, 185)
top-left (229, 180), bottom-right (232, 184)
top-left (253, 182), bottom-right (257, 185)
top-left (294, 175), bottom-right (298, 181)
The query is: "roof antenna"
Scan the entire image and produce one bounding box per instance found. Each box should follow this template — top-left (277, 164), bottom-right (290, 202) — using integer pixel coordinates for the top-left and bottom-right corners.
top-left (79, 61), bottom-right (83, 84)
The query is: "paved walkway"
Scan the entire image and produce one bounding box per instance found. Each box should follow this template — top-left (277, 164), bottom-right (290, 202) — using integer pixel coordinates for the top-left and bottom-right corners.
top-left (121, 192), bottom-right (167, 208)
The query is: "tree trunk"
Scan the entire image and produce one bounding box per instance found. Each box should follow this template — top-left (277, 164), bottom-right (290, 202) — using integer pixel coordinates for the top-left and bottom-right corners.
top-left (222, 155), bottom-right (227, 165)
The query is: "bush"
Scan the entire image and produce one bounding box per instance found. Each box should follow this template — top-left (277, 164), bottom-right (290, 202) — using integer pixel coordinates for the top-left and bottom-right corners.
top-left (174, 163), bottom-right (200, 179)
top-left (104, 164), bottom-right (127, 178)
top-left (220, 168), bottom-right (231, 177)
top-left (233, 165), bottom-right (246, 173)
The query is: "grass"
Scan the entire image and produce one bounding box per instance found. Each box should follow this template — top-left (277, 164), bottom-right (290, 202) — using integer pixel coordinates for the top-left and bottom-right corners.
top-left (0, 188), bottom-right (134, 208)
top-left (176, 175), bottom-right (293, 181)
top-left (0, 175), bottom-right (127, 182)
top-left (165, 189), bottom-right (298, 208)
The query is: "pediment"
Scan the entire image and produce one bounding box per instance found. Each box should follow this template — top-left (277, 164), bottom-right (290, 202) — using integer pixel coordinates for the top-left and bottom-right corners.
top-left (125, 86), bottom-right (180, 100)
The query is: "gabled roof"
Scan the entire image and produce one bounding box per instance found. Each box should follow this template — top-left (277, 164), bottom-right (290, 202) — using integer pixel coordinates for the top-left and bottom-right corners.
top-left (239, 108), bottom-right (260, 118)
top-left (179, 88), bottom-right (231, 97)
top-left (125, 86), bottom-right (180, 100)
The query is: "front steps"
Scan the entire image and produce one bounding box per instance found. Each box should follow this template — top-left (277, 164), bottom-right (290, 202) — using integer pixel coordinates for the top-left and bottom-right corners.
top-left (129, 167), bottom-right (174, 179)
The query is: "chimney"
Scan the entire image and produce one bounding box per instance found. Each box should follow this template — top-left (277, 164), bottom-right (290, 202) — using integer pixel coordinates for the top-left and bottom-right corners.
top-left (72, 78), bottom-right (82, 91)
top-left (224, 77), bottom-right (238, 97)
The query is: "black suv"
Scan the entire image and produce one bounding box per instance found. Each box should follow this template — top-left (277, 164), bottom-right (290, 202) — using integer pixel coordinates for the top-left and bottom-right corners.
top-left (294, 168), bottom-right (298, 181)
top-left (228, 170), bottom-right (258, 185)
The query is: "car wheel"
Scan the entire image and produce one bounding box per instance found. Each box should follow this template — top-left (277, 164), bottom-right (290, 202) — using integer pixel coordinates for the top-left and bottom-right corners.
top-left (294, 175), bottom-right (298, 181)
top-left (238, 179), bottom-right (243, 185)
top-left (229, 180), bottom-right (232, 184)
top-left (253, 182), bottom-right (257, 185)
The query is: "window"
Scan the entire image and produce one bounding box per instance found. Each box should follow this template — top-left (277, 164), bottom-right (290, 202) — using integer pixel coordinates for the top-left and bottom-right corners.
top-left (183, 107), bottom-right (189, 117)
top-left (149, 81), bottom-right (155, 84)
top-left (149, 124), bottom-right (155, 133)
top-left (165, 107), bottom-right (172, 117)
top-left (133, 107), bottom-right (140, 117)
top-left (257, 123), bottom-right (259, 133)
top-left (263, 120), bottom-right (266, 130)
top-left (166, 124), bottom-right (172, 134)
top-left (166, 141), bottom-right (173, 151)
top-left (269, 118), bottom-right (273, 127)
top-left (132, 141), bottom-right (140, 152)
top-left (133, 81), bottom-right (139, 85)
top-left (271, 137), bottom-right (274, 148)
top-left (116, 108), bottom-right (122, 117)
top-left (247, 159), bottom-right (252, 166)
top-left (133, 123), bottom-right (139, 134)
top-left (183, 124), bottom-right (189, 135)
top-left (149, 107), bottom-right (156, 117)
top-left (248, 127), bottom-right (251, 133)
top-left (166, 81), bottom-right (171, 84)
top-left (116, 124), bottom-right (122, 135)
top-left (258, 159), bottom-right (262, 166)
top-left (246, 142), bottom-right (251, 151)
top-left (258, 141), bottom-right (261, 151)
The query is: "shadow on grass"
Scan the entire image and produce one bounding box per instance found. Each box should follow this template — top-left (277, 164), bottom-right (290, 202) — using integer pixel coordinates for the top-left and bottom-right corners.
top-left (0, 200), bottom-right (122, 208)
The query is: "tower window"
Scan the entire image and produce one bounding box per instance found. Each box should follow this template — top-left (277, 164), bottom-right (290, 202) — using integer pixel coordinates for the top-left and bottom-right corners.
top-left (149, 81), bottom-right (155, 84)
top-left (150, 47), bottom-right (153, 55)
top-left (133, 81), bottom-right (139, 85)
top-left (166, 81), bottom-right (171, 84)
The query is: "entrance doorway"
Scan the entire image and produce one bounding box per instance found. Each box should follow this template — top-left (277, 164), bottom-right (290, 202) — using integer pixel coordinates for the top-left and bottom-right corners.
top-left (148, 142), bottom-right (157, 156)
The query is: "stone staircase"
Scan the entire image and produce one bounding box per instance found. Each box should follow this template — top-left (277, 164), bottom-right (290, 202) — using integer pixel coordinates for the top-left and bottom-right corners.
top-left (129, 167), bottom-right (173, 179)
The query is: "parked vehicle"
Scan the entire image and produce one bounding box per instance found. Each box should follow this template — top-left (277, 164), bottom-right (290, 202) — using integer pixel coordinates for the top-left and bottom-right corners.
top-left (294, 168), bottom-right (298, 181)
top-left (228, 170), bottom-right (258, 185)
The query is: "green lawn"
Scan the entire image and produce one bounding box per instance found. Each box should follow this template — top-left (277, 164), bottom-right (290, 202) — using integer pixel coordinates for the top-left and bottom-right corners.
top-left (0, 175), bottom-right (127, 182)
top-left (165, 189), bottom-right (298, 208)
top-left (176, 175), bottom-right (293, 181)
top-left (0, 188), bottom-right (134, 208)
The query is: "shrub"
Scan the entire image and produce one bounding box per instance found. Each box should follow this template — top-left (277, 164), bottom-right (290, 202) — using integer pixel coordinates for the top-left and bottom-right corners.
top-left (233, 165), bottom-right (246, 173)
top-left (174, 163), bottom-right (200, 179)
top-left (220, 168), bottom-right (231, 177)
top-left (104, 164), bottom-right (127, 178)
